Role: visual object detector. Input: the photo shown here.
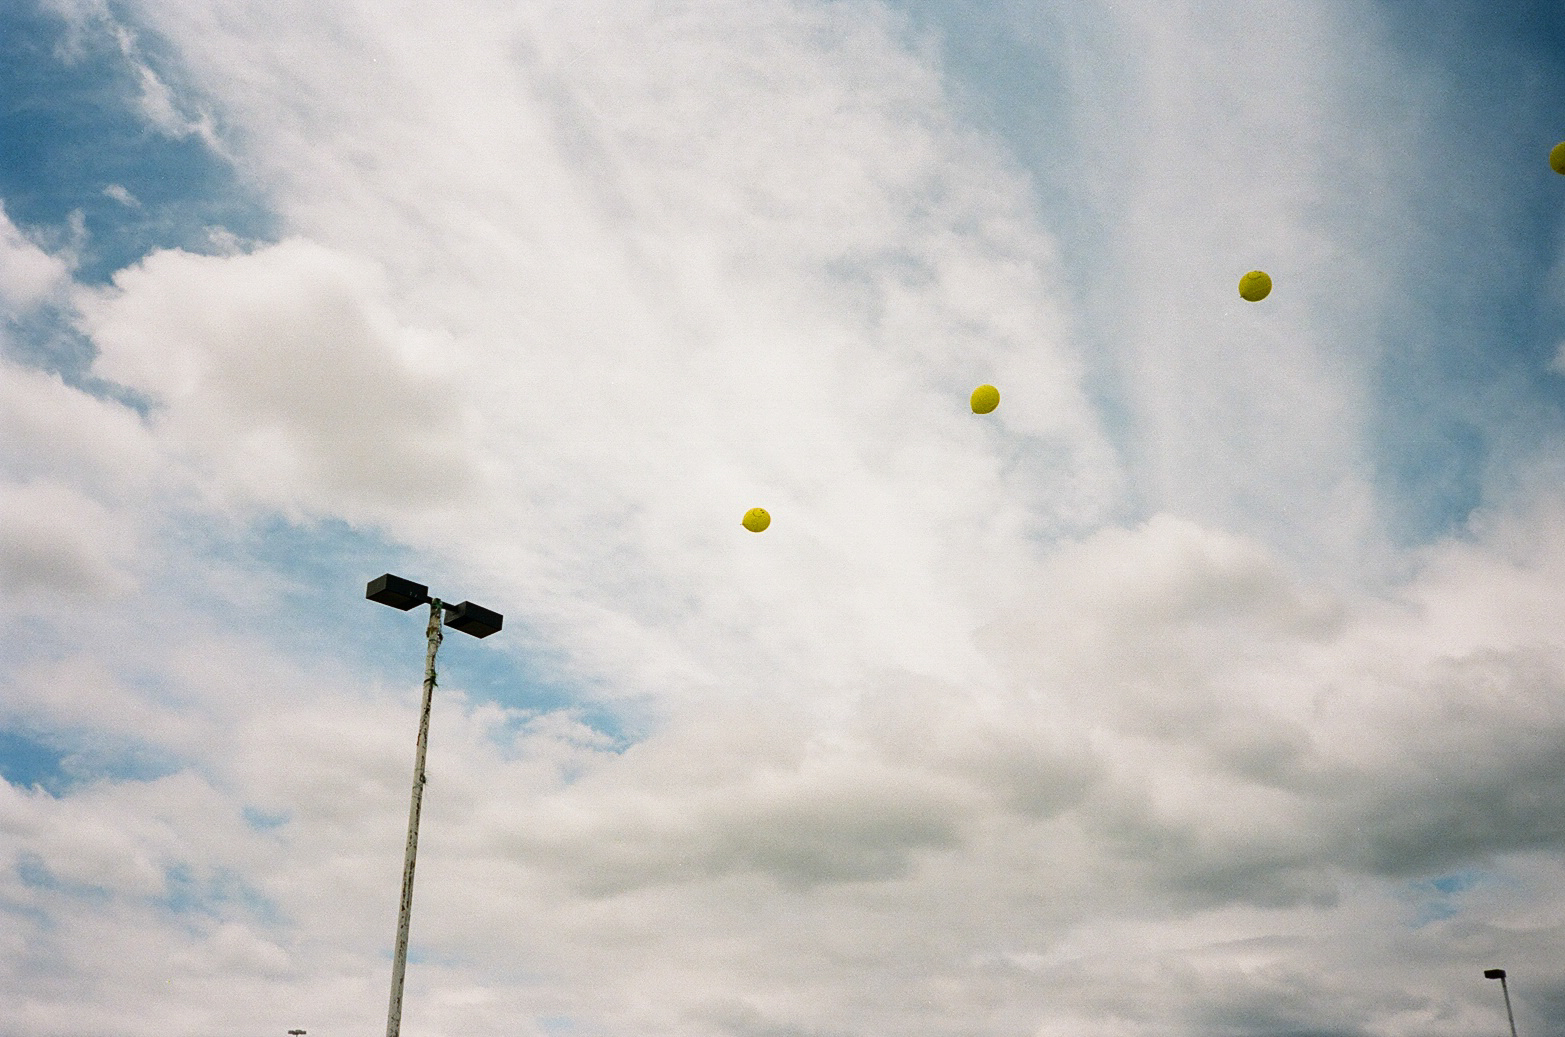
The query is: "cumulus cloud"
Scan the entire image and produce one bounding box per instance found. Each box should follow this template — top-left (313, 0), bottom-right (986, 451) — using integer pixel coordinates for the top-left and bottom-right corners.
top-left (79, 238), bottom-right (478, 519)
top-left (0, 358), bottom-right (158, 490)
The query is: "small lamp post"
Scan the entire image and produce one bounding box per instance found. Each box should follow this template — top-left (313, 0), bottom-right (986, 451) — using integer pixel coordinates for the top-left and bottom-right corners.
top-left (367, 574), bottom-right (503, 1037)
top-left (1484, 968), bottom-right (1519, 1037)
top-left (287, 1030), bottom-right (306, 1036)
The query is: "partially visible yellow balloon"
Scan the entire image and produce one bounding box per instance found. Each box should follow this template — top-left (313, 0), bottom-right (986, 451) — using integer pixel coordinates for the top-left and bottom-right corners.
top-left (1238, 270), bottom-right (1272, 302)
top-left (970, 384), bottom-right (1000, 414)
top-left (742, 507), bottom-right (771, 533)
top-left (1551, 141), bottom-right (1565, 175)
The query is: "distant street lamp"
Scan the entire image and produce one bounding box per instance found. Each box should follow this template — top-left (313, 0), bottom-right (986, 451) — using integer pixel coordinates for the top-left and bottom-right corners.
top-left (287, 1030), bottom-right (306, 1036)
top-left (367, 574), bottom-right (503, 1037)
top-left (1484, 968), bottom-right (1519, 1037)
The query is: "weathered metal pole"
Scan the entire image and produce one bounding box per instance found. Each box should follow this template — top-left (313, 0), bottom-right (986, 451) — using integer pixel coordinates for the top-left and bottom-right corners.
top-left (386, 599), bottom-right (443, 1037)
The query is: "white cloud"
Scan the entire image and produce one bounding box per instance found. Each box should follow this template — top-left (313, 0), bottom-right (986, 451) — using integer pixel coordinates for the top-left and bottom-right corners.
top-left (0, 204), bottom-right (70, 314)
top-left (103, 183), bottom-right (140, 208)
top-left (0, 358), bottom-right (158, 491)
top-left (79, 238), bottom-right (478, 520)
top-left (0, 480), bottom-right (137, 596)
top-left (5, 1), bottom-right (1565, 1035)
top-left (96, 0), bottom-right (1119, 710)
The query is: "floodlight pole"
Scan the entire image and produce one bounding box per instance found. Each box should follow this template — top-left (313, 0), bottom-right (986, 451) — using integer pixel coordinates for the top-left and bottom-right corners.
top-left (367, 573), bottom-right (501, 1037)
top-left (1485, 968), bottom-right (1519, 1037)
top-left (385, 598), bottom-right (443, 1037)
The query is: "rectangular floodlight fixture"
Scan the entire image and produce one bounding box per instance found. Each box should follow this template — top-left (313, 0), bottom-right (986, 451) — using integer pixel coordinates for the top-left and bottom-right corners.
top-left (366, 573), bottom-right (430, 611)
top-left (443, 601), bottom-right (503, 638)
top-left (1485, 969), bottom-right (1507, 980)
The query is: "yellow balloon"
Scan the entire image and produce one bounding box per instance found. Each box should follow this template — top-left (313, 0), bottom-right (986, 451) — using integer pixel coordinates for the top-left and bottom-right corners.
top-left (970, 384), bottom-right (1000, 414)
top-left (1238, 270), bottom-right (1272, 302)
top-left (1551, 141), bottom-right (1565, 175)
top-left (742, 507), bottom-right (770, 533)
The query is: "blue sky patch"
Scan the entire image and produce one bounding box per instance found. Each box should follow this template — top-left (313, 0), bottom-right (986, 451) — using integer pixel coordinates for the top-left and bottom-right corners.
top-left (227, 516), bottom-right (593, 716)
top-left (155, 863), bottom-right (281, 926)
top-left (0, 726), bottom-right (181, 795)
top-left (242, 806), bottom-right (291, 832)
top-left (16, 851), bottom-right (112, 903)
top-left (0, 1), bottom-right (274, 285)
top-left (0, 729), bottom-right (70, 791)
top-left (1366, 0), bottom-right (1565, 540)
top-left (1406, 869), bottom-right (1486, 927)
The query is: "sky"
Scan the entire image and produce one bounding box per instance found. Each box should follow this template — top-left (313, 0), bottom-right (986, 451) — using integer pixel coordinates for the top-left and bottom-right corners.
top-left (2, 0), bottom-right (1565, 1034)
